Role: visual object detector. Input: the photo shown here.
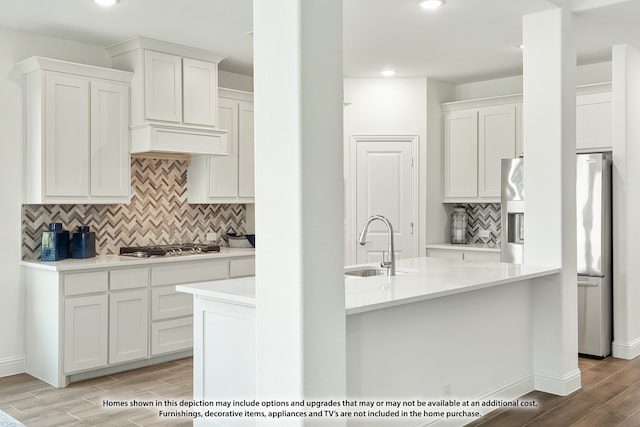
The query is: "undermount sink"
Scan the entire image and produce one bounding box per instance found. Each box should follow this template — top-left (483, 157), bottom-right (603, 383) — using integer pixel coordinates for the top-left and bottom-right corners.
top-left (345, 268), bottom-right (388, 277)
top-left (344, 267), bottom-right (408, 278)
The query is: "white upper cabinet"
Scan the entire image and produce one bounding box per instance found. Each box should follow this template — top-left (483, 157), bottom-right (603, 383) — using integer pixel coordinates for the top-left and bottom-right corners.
top-left (183, 58), bottom-right (218, 127)
top-left (188, 89), bottom-right (255, 203)
top-left (144, 50), bottom-right (182, 123)
top-left (442, 95), bottom-right (521, 203)
top-left (576, 83), bottom-right (612, 152)
top-left (108, 37), bottom-right (228, 156)
top-left (18, 57), bottom-right (132, 204)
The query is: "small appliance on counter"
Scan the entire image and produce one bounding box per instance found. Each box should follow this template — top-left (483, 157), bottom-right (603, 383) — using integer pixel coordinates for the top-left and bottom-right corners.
top-left (72, 226), bottom-right (96, 259)
top-left (41, 223), bottom-right (69, 261)
top-left (450, 207), bottom-right (468, 244)
top-left (226, 232), bottom-right (255, 248)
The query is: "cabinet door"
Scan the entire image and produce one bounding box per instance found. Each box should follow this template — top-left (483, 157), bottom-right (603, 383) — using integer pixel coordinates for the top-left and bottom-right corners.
top-left (144, 50), bottom-right (182, 123)
top-left (64, 294), bottom-right (108, 373)
top-left (183, 58), bottom-right (218, 127)
top-left (238, 101), bottom-right (255, 198)
top-left (45, 72), bottom-right (90, 197)
top-left (478, 104), bottom-right (518, 198)
top-left (209, 97), bottom-right (239, 198)
top-left (444, 109), bottom-right (478, 199)
top-left (109, 290), bottom-right (149, 364)
top-left (90, 80), bottom-right (130, 198)
top-left (576, 92), bottom-right (612, 151)
top-left (427, 248), bottom-right (464, 260)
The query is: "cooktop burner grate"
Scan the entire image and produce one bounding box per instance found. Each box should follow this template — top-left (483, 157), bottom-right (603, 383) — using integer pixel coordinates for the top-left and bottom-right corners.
top-left (119, 244), bottom-right (220, 258)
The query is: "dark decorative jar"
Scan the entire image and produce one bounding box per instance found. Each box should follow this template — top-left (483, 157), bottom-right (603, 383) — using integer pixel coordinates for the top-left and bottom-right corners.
top-left (41, 223), bottom-right (70, 261)
top-left (72, 226), bottom-right (96, 259)
top-left (450, 207), bottom-right (468, 244)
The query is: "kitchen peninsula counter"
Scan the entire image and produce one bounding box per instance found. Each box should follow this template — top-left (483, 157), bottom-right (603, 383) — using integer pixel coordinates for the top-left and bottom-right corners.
top-left (177, 257), bottom-right (560, 427)
top-left (177, 256), bottom-right (558, 314)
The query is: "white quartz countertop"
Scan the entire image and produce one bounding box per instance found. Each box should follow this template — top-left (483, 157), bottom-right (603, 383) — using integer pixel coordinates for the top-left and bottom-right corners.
top-left (20, 247), bottom-right (255, 271)
top-left (176, 257), bottom-right (559, 315)
top-left (426, 243), bottom-right (500, 252)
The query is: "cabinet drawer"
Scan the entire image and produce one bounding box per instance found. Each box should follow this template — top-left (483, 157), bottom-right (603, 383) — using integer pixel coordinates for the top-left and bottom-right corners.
top-left (427, 249), bottom-right (464, 260)
top-left (151, 260), bottom-right (228, 286)
top-left (229, 257), bottom-right (255, 278)
top-left (110, 267), bottom-right (149, 291)
top-left (151, 286), bottom-right (193, 321)
top-left (151, 317), bottom-right (193, 356)
top-left (463, 251), bottom-right (501, 262)
top-left (64, 271), bottom-right (108, 296)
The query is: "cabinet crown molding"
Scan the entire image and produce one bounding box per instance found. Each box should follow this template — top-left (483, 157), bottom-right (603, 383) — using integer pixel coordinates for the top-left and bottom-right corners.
top-left (106, 36), bottom-right (227, 64)
top-left (17, 56), bottom-right (133, 82)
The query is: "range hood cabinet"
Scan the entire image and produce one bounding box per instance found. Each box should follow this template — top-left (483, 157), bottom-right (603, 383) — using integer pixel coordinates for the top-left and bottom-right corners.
top-left (107, 36), bottom-right (229, 157)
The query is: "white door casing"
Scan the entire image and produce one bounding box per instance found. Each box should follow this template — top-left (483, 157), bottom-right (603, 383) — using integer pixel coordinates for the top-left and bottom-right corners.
top-left (351, 135), bottom-right (418, 265)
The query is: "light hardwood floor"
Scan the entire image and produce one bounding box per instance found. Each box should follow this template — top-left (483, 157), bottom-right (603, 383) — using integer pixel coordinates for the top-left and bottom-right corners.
top-left (0, 358), bottom-right (193, 426)
top-left (1, 356), bottom-right (639, 426)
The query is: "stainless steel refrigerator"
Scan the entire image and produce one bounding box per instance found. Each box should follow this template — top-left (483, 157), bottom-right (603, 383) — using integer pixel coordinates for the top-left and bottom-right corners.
top-left (500, 153), bottom-right (612, 357)
top-left (576, 152), bottom-right (612, 357)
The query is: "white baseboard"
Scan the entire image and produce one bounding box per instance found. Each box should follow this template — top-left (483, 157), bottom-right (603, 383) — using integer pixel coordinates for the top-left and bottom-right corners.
top-left (0, 355), bottom-right (25, 378)
top-left (423, 373), bottom-right (535, 427)
top-left (534, 368), bottom-right (581, 396)
top-left (612, 337), bottom-right (640, 360)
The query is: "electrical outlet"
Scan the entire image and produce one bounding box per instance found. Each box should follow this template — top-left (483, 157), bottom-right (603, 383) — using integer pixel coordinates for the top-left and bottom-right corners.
top-left (443, 383), bottom-right (451, 398)
top-left (479, 229), bottom-right (490, 238)
top-left (206, 232), bottom-right (217, 241)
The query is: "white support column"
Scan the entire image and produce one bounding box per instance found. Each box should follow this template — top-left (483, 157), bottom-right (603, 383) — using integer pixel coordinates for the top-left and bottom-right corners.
top-left (523, 8), bottom-right (580, 395)
top-left (253, 0), bottom-right (346, 425)
top-left (611, 44), bottom-right (640, 359)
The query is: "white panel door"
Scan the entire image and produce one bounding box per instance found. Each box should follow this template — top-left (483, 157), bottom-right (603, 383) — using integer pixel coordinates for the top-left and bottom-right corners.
top-left (109, 290), bottom-right (149, 364)
top-left (209, 97), bottom-right (239, 198)
top-left (238, 101), bottom-right (255, 198)
top-left (44, 72), bottom-right (90, 197)
top-left (183, 58), bottom-right (218, 127)
top-left (90, 80), bottom-right (130, 198)
top-left (144, 50), bottom-right (182, 123)
top-left (478, 104), bottom-right (518, 198)
top-left (355, 136), bottom-right (416, 264)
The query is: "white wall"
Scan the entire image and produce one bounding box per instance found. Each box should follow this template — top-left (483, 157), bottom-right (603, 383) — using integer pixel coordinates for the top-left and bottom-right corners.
top-left (219, 69), bottom-right (253, 92)
top-left (453, 61), bottom-right (612, 101)
top-left (343, 78), bottom-right (428, 264)
top-left (0, 27), bottom-right (112, 377)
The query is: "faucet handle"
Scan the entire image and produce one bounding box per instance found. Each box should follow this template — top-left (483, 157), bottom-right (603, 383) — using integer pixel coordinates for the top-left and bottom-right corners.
top-left (380, 261), bottom-right (392, 269)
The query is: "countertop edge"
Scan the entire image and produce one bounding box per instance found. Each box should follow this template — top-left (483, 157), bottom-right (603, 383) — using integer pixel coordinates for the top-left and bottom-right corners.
top-left (426, 243), bottom-right (500, 253)
top-left (20, 248), bottom-right (256, 271)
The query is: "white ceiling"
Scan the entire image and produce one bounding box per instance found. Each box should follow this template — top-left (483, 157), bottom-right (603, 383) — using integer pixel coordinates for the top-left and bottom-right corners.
top-left (1, 0), bottom-right (640, 84)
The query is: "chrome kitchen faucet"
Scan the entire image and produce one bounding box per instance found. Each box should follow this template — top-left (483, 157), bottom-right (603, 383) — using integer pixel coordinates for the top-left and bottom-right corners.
top-left (358, 215), bottom-right (396, 276)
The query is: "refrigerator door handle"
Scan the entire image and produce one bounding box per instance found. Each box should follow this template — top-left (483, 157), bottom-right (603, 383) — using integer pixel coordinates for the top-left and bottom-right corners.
top-left (578, 280), bottom-right (600, 287)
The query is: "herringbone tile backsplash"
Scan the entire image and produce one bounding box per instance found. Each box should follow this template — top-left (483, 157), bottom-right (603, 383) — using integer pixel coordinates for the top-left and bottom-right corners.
top-left (22, 158), bottom-right (246, 260)
top-left (461, 203), bottom-right (501, 247)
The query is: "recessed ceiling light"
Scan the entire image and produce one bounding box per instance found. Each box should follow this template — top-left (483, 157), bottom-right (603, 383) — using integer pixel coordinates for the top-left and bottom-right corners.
top-left (94, 0), bottom-right (119, 7)
top-left (381, 70), bottom-right (396, 77)
top-left (518, 43), bottom-right (524, 49)
top-left (419, 0), bottom-right (444, 10)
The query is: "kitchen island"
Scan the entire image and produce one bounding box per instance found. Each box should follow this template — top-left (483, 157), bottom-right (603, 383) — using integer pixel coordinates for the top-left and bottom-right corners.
top-left (177, 257), bottom-right (560, 427)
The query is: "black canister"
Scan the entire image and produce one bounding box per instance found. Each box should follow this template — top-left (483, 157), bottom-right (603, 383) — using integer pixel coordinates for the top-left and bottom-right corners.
top-left (41, 223), bottom-right (70, 261)
top-left (72, 226), bottom-right (96, 259)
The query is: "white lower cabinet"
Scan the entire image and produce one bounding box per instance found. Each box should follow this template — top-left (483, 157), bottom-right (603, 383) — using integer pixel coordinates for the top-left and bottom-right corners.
top-left (64, 294), bottom-right (108, 373)
top-left (109, 290), bottom-right (149, 364)
top-left (151, 317), bottom-right (194, 356)
top-left (427, 247), bottom-right (500, 262)
top-left (24, 254), bottom-right (255, 387)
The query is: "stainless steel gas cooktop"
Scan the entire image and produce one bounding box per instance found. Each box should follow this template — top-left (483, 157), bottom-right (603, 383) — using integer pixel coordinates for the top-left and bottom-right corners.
top-left (119, 244), bottom-right (220, 258)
